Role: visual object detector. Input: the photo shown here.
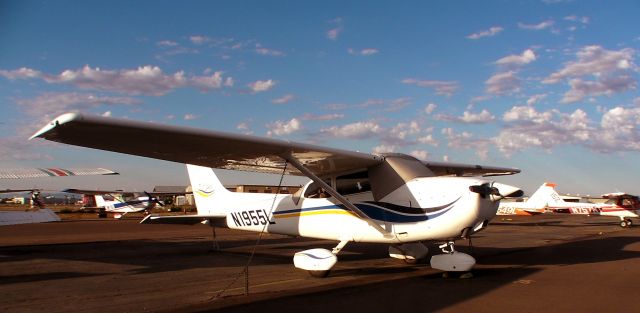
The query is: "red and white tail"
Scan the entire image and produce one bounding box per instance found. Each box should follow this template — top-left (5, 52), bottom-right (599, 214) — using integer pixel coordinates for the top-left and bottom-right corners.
top-left (527, 182), bottom-right (565, 208)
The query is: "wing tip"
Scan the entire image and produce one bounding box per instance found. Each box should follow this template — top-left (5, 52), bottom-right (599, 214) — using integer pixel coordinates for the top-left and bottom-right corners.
top-left (29, 112), bottom-right (82, 140)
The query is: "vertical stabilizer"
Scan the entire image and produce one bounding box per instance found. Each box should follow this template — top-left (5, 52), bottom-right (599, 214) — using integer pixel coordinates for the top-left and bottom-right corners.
top-left (94, 195), bottom-right (107, 208)
top-left (527, 182), bottom-right (565, 208)
top-left (186, 164), bottom-right (230, 216)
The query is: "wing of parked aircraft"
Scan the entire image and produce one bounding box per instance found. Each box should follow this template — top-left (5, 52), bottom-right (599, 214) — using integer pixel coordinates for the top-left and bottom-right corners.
top-left (0, 167), bottom-right (118, 179)
top-left (62, 188), bottom-right (189, 196)
top-left (31, 113), bottom-right (519, 178)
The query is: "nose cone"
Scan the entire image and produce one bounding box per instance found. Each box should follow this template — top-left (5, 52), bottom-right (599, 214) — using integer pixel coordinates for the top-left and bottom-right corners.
top-left (490, 183), bottom-right (523, 202)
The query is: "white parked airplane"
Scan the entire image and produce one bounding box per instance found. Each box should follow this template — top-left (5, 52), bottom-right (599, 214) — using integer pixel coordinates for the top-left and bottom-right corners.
top-left (1, 168), bottom-right (119, 226)
top-left (31, 112), bottom-right (522, 276)
top-left (496, 182), bottom-right (558, 216)
top-left (540, 184), bottom-right (640, 228)
top-left (63, 189), bottom-right (187, 219)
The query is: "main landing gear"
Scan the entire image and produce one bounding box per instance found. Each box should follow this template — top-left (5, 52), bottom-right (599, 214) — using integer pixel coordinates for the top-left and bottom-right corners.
top-left (293, 240), bottom-right (348, 278)
top-left (620, 218), bottom-right (633, 228)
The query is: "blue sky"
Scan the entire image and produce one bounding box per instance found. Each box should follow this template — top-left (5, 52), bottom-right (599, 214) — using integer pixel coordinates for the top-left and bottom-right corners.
top-left (1, 0), bottom-right (639, 196)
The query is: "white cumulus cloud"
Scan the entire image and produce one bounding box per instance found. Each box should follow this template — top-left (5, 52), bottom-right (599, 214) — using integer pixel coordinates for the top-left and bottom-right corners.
top-left (466, 26), bottom-right (503, 39)
top-left (0, 65), bottom-right (233, 96)
top-left (401, 78), bottom-right (459, 96)
top-left (542, 46), bottom-right (637, 103)
top-left (266, 118), bottom-right (301, 136)
top-left (320, 121), bottom-right (382, 139)
top-left (248, 79), bottom-right (276, 93)
top-left (495, 49), bottom-right (537, 67)
top-left (518, 20), bottom-right (555, 30)
top-left (272, 94), bottom-right (295, 104)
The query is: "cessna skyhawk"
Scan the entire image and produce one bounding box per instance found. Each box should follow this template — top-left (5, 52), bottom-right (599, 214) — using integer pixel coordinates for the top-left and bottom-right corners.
top-left (31, 113), bottom-right (522, 276)
top-left (63, 189), bottom-right (187, 219)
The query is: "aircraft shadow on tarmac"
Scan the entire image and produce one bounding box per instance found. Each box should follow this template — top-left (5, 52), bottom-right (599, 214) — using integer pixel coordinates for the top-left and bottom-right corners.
top-left (470, 235), bottom-right (640, 266)
top-left (201, 236), bottom-right (640, 313)
top-left (205, 267), bottom-right (542, 313)
top-left (0, 233), bottom-right (638, 286)
top-left (0, 271), bottom-right (108, 286)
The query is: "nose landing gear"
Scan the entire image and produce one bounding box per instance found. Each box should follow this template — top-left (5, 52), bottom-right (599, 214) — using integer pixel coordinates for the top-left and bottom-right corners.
top-left (430, 241), bottom-right (476, 277)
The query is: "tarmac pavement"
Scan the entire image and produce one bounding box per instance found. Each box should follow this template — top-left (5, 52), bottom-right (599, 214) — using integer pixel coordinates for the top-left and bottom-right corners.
top-left (0, 214), bottom-right (638, 313)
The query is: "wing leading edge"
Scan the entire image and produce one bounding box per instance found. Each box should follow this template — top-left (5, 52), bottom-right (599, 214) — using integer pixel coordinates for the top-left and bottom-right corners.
top-left (31, 113), bottom-right (382, 177)
top-left (0, 167), bottom-right (118, 179)
top-left (31, 113), bottom-right (520, 178)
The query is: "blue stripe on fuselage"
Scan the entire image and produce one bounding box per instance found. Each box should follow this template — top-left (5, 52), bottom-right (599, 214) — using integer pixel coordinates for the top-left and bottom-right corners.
top-left (273, 200), bottom-right (458, 223)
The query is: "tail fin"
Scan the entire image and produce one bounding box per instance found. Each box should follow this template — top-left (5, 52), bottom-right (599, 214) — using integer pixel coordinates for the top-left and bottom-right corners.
top-left (527, 182), bottom-right (565, 208)
top-left (94, 195), bottom-right (107, 208)
top-left (186, 164), bottom-right (230, 216)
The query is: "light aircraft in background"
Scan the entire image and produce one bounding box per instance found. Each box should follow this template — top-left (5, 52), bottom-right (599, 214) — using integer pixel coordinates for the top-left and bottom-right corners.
top-left (496, 182), bottom-right (559, 216)
top-left (63, 189), bottom-right (189, 219)
top-left (541, 184), bottom-right (640, 228)
top-left (0, 168), bottom-right (119, 226)
top-left (0, 167), bottom-right (118, 179)
top-left (31, 112), bottom-right (522, 277)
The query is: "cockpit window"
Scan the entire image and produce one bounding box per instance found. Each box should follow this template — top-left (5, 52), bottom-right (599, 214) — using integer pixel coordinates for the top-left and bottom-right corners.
top-left (304, 179), bottom-right (332, 198)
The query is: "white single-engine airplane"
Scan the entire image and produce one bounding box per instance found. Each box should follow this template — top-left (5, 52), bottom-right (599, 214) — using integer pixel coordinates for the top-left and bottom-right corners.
top-left (539, 183), bottom-right (640, 228)
top-left (31, 113), bottom-right (522, 276)
top-left (1, 167), bottom-right (119, 226)
top-left (63, 189), bottom-right (187, 219)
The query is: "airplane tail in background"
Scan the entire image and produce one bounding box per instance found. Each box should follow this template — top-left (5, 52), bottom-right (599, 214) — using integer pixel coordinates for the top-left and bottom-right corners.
top-left (527, 182), bottom-right (565, 208)
top-left (186, 164), bottom-right (230, 216)
top-left (94, 195), bottom-right (107, 208)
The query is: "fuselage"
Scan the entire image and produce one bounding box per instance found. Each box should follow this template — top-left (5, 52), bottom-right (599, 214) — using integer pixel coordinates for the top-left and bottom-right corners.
top-left (99, 196), bottom-right (153, 213)
top-left (549, 200), bottom-right (640, 219)
top-left (208, 176), bottom-right (500, 244)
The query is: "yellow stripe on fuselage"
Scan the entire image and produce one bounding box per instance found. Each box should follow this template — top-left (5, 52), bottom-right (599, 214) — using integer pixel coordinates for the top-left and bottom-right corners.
top-left (275, 209), bottom-right (357, 219)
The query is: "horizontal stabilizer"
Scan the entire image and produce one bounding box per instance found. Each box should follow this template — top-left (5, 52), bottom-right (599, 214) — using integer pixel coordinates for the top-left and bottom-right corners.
top-left (140, 214), bottom-right (225, 225)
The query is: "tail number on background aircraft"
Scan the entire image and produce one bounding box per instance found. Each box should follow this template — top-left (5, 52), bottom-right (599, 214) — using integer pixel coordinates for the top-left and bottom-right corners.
top-left (569, 207), bottom-right (600, 214)
top-left (230, 209), bottom-right (275, 227)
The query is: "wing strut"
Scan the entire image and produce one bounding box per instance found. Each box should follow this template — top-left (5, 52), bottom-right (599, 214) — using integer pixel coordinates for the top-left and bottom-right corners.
top-left (280, 152), bottom-right (393, 238)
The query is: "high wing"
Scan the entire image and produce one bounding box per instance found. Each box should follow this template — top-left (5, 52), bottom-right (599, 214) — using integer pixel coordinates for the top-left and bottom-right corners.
top-left (0, 189), bottom-right (39, 194)
top-left (140, 214), bottom-right (226, 225)
top-left (602, 192), bottom-right (636, 199)
top-left (63, 188), bottom-right (129, 195)
top-left (31, 113), bottom-right (519, 178)
top-left (63, 188), bottom-right (190, 196)
top-left (0, 167), bottom-right (119, 179)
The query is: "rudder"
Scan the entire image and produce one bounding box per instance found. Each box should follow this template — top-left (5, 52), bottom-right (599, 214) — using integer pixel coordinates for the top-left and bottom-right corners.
top-left (527, 182), bottom-right (565, 208)
top-left (186, 164), bottom-right (229, 216)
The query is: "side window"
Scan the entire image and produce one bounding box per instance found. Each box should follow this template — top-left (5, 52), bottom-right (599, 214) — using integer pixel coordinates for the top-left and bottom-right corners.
top-left (336, 171), bottom-right (371, 195)
top-left (304, 179), bottom-right (332, 198)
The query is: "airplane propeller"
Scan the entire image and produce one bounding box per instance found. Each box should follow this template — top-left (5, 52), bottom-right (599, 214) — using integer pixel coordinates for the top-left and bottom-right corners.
top-left (470, 182), bottom-right (523, 202)
top-left (143, 191), bottom-right (165, 209)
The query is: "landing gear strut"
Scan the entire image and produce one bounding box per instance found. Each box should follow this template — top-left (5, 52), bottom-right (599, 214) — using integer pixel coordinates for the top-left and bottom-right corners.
top-left (620, 218), bottom-right (633, 228)
top-left (430, 241), bottom-right (476, 276)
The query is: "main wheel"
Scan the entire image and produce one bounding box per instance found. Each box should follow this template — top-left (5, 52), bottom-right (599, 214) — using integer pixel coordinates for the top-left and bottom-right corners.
top-left (620, 220), bottom-right (628, 228)
top-left (625, 219), bottom-right (633, 227)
